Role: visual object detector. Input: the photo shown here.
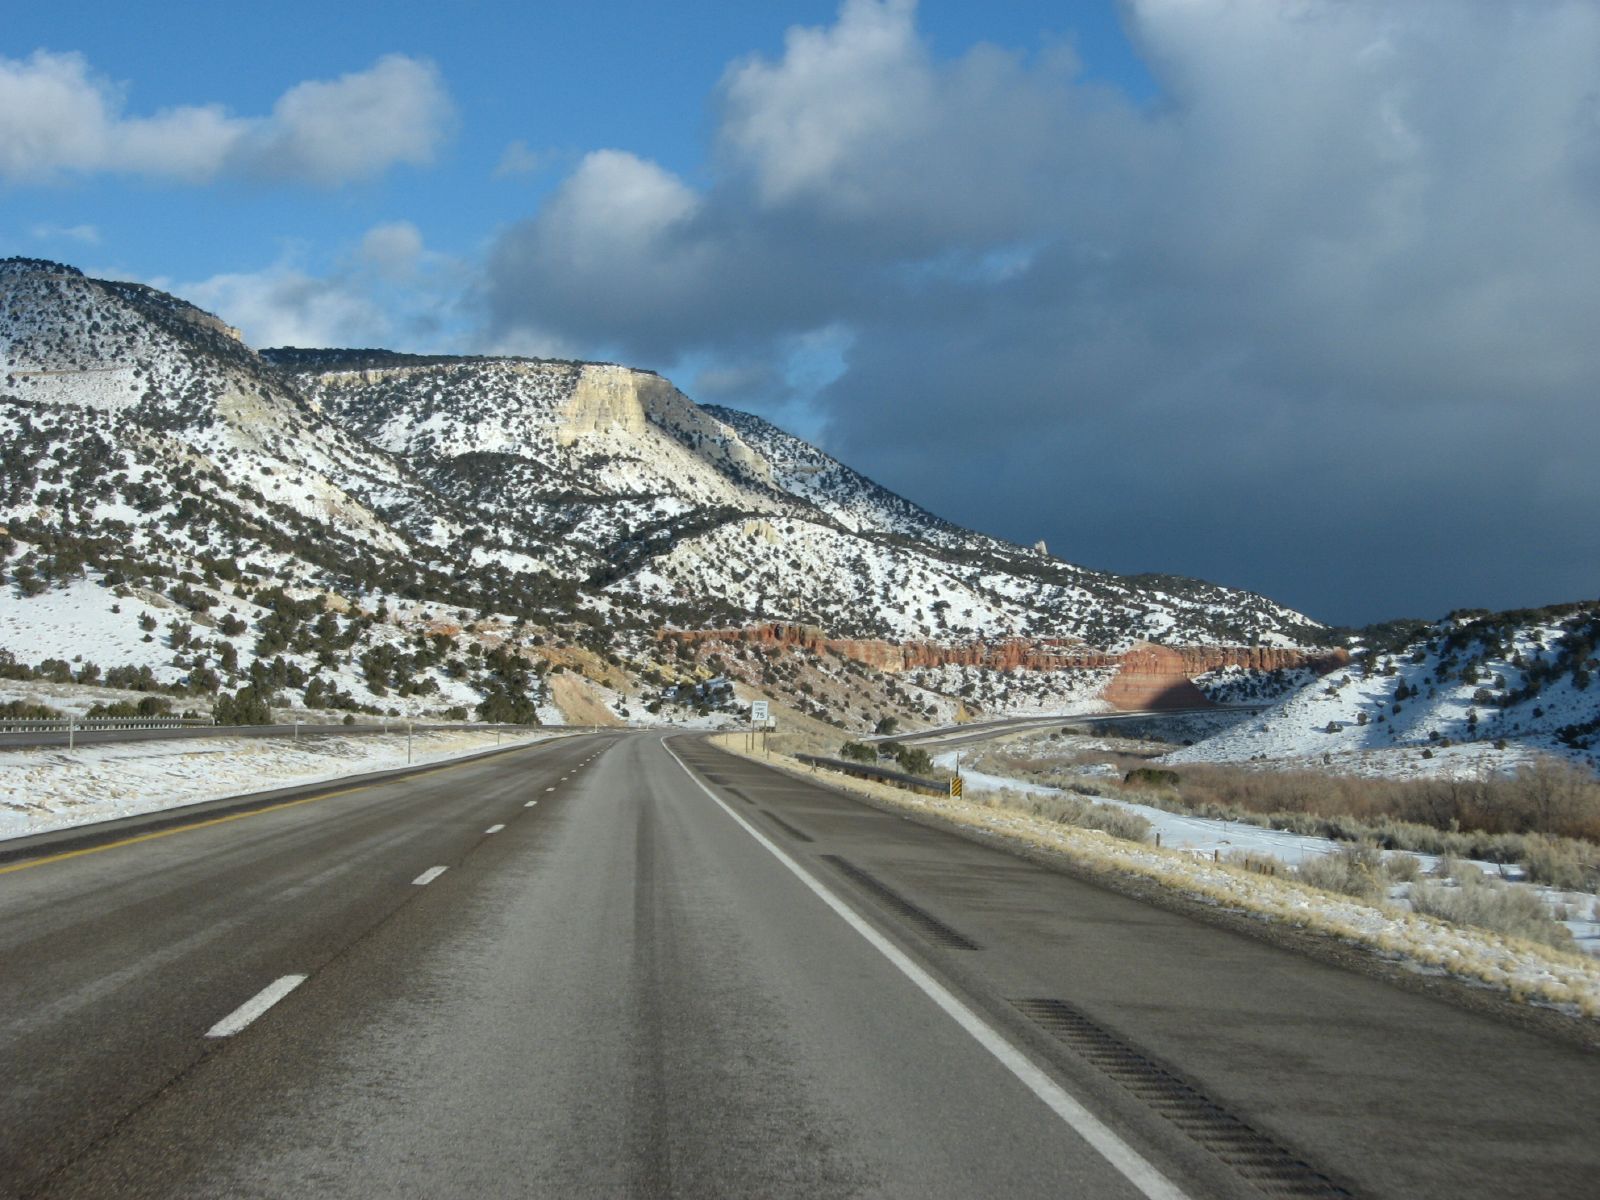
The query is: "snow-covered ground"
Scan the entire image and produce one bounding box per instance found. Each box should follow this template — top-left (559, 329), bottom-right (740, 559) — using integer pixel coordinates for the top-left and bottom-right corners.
top-left (942, 758), bottom-right (1386, 866)
top-left (0, 571), bottom-right (492, 719)
top-left (0, 728), bottom-right (556, 841)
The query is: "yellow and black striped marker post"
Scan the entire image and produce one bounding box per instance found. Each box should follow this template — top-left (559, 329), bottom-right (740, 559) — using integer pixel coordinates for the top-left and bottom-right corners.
top-left (949, 776), bottom-right (962, 798)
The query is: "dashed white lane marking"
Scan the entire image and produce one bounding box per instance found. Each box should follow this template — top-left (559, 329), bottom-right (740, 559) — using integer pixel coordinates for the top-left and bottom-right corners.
top-left (206, 975), bottom-right (307, 1038)
top-left (546, 787), bottom-right (556, 792)
top-left (661, 740), bottom-right (1190, 1200)
top-left (413, 866), bottom-right (448, 886)
top-left (485, 824), bottom-right (505, 834)
top-left (524, 800), bottom-right (538, 808)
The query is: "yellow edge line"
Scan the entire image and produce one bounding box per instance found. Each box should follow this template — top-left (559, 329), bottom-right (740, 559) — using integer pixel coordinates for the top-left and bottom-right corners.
top-left (0, 784), bottom-right (371, 876)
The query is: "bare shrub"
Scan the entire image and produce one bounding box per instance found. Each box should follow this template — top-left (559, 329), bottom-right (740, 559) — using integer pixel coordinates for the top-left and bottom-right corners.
top-left (1382, 852), bottom-right (1423, 883)
top-left (1165, 761), bottom-right (1600, 887)
top-left (1409, 875), bottom-right (1574, 949)
top-left (1499, 759), bottom-right (1600, 840)
top-left (1297, 845), bottom-right (1386, 899)
top-left (1517, 834), bottom-right (1599, 891)
top-left (1174, 758), bottom-right (1600, 843)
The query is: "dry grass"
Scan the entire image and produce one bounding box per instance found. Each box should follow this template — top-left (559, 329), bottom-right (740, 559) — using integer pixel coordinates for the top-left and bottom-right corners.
top-left (547, 673), bottom-right (623, 727)
top-left (1410, 871), bottom-right (1574, 950)
top-left (976, 785), bottom-right (1151, 843)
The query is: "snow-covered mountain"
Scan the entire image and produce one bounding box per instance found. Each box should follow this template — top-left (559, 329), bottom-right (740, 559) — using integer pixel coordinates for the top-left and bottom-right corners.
top-left (267, 343), bottom-right (1327, 646)
top-left (2, 256), bottom-right (1336, 731)
top-left (1168, 604), bottom-right (1600, 775)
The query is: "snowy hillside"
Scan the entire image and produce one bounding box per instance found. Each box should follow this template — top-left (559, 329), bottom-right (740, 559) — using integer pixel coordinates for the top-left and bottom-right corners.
top-left (700, 404), bottom-right (963, 542)
top-left (2, 255), bottom-right (1342, 738)
top-left (1166, 604), bottom-right (1600, 776)
top-left (270, 345), bottom-right (1330, 646)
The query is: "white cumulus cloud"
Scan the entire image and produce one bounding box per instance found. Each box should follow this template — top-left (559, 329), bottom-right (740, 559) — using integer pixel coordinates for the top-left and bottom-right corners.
top-left (484, 0), bottom-right (1600, 620)
top-left (237, 55), bottom-right (453, 184)
top-left (176, 222), bottom-right (467, 351)
top-left (0, 51), bottom-right (452, 185)
top-left (181, 265), bottom-right (394, 350)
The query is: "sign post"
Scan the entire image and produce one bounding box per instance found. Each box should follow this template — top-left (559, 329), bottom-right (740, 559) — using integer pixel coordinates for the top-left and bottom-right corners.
top-left (750, 701), bottom-right (769, 754)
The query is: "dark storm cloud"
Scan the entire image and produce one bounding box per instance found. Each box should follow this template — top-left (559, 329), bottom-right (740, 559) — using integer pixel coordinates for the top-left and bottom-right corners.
top-left (482, 0), bottom-right (1600, 624)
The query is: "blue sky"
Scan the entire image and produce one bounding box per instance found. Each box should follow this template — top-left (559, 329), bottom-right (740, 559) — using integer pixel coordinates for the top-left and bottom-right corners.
top-left (3, 1), bottom-right (1150, 285)
top-left (4, 1), bottom-right (1599, 627)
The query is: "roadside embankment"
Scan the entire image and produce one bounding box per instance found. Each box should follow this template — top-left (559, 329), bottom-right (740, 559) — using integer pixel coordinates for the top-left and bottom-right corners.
top-left (0, 728), bottom-right (555, 841)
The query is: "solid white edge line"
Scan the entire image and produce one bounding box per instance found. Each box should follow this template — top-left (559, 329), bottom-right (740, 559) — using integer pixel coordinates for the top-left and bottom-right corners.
top-left (206, 974), bottom-right (308, 1038)
top-left (661, 738), bottom-right (1190, 1200)
top-left (413, 866), bottom-right (448, 886)
top-left (485, 824), bottom-right (505, 834)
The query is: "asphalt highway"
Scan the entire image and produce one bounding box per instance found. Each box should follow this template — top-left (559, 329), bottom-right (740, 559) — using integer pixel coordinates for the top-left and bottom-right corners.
top-left (2, 732), bottom-right (1598, 1198)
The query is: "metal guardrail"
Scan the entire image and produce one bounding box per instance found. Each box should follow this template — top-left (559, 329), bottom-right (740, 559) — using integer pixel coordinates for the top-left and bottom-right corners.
top-left (0, 715), bottom-right (217, 750)
top-left (0, 718), bottom-right (598, 752)
top-left (795, 753), bottom-right (949, 797)
top-left (0, 716), bottom-right (218, 750)
top-left (0, 717), bottom-right (214, 733)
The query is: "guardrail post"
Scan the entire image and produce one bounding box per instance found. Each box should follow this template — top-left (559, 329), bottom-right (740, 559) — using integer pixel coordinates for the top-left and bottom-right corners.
top-left (68, 718), bottom-right (74, 752)
top-left (407, 720), bottom-right (413, 764)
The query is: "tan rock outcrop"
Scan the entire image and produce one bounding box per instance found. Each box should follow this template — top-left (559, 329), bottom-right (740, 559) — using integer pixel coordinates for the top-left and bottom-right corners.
top-left (558, 364), bottom-right (654, 443)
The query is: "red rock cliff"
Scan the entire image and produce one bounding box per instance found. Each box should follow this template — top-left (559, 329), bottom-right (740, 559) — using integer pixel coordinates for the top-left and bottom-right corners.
top-left (657, 626), bottom-right (1347, 711)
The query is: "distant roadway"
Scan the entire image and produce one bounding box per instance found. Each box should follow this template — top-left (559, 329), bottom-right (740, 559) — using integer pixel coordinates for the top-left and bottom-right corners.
top-left (2, 732), bottom-right (1595, 1197)
top-left (880, 706), bottom-right (1267, 750)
